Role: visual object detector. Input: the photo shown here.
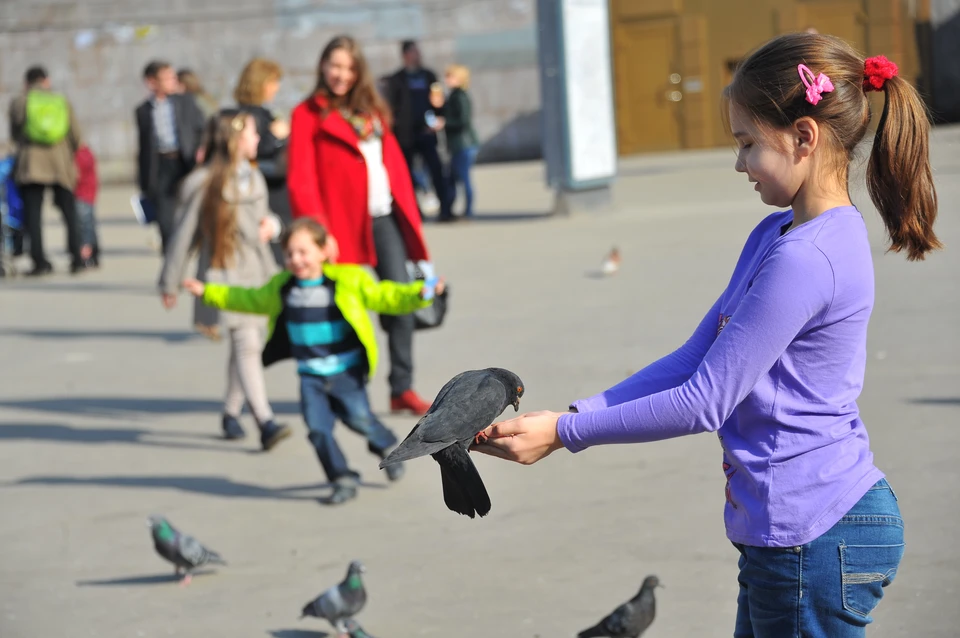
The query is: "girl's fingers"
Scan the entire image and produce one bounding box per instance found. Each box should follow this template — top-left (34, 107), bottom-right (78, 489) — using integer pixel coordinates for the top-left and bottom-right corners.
top-left (470, 441), bottom-right (516, 461)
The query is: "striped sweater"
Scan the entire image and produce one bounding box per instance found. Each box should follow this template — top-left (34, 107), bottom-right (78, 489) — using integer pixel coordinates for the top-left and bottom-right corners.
top-left (285, 276), bottom-right (365, 377)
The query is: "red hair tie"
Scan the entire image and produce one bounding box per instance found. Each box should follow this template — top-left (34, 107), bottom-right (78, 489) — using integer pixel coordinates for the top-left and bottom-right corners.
top-left (864, 55), bottom-right (898, 92)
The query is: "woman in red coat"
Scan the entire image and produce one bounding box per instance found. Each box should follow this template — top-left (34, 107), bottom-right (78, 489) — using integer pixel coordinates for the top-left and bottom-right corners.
top-left (287, 34), bottom-right (433, 415)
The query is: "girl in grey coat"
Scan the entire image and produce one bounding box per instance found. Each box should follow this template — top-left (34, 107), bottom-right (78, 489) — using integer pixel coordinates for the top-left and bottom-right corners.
top-left (158, 110), bottom-right (290, 448)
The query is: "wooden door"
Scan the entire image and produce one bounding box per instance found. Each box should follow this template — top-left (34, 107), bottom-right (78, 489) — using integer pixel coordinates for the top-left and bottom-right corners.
top-left (799, 1), bottom-right (868, 49)
top-left (612, 18), bottom-right (682, 154)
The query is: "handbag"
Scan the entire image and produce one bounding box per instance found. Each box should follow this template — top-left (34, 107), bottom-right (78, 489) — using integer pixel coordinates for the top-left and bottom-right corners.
top-left (406, 260), bottom-right (448, 330)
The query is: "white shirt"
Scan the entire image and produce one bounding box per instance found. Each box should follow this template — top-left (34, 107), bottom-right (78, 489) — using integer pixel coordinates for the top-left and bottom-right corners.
top-left (357, 137), bottom-right (394, 217)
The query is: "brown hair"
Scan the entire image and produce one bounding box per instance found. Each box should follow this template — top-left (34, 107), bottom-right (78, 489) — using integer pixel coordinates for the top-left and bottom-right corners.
top-left (314, 35), bottom-right (392, 128)
top-left (234, 58), bottom-right (283, 106)
top-left (281, 218), bottom-right (328, 250)
top-left (195, 110), bottom-right (253, 269)
top-left (725, 33), bottom-right (939, 261)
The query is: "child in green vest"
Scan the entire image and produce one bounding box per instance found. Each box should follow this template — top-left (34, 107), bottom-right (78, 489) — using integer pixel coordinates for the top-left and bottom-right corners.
top-left (183, 218), bottom-right (444, 504)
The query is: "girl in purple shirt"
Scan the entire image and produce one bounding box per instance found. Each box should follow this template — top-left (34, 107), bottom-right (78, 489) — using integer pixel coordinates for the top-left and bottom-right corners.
top-left (475, 33), bottom-right (940, 638)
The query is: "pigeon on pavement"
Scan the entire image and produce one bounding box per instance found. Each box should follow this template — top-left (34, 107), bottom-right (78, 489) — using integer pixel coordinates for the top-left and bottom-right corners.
top-left (147, 515), bottom-right (226, 587)
top-left (578, 575), bottom-right (661, 638)
top-left (301, 560), bottom-right (368, 637)
top-left (379, 368), bottom-right (524, 518)
top-left (601, 246), bottom-right (621, 276)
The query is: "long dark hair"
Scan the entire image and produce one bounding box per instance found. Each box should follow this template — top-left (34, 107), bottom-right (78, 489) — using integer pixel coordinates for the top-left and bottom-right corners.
top-left (194, 109), bottom-right (251, 268)
top-left (313, 35), bottom-right (392, 128)
top-left (725, 33), bottom-right (939, 261)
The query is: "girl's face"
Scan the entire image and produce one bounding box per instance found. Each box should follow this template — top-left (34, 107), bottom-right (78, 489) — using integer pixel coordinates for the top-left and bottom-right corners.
top-left (285, 230), bottom-right (328, 280)
top-left (729, 103), bottom-right (806, 209)
top-left (444, 71), bottom-right (460, 89)
top-left (237, 115), bottom-right (260, 161)
top-left (262, 77), bottom-right (280, 103)
top-left (322, 48), bottom-right (357, 97)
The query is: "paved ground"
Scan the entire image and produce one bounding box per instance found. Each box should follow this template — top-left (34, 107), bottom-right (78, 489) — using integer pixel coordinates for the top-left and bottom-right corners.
top-left (1, 127), bottom-right (958, 638)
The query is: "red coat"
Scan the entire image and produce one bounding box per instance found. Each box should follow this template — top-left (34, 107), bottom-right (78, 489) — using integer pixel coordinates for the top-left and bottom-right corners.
top-left (74, 145), bottom-right (98, 204)
top-left (287, 95), bottom-right (428, 266)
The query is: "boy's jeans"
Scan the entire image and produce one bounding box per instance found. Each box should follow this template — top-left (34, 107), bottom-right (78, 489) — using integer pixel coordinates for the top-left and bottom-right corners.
top-left (75, 199), bottom-right (99, 254)
top-left (734, 479), bottom-right (904, 638)
top-left (300, 368), bottom-right (398, 484)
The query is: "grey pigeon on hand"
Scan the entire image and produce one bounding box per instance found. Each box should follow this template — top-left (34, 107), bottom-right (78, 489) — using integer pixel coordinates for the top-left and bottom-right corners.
top-left (379, 367), bottom-right (524, 518)
top-left (578, 575), bottom-right (661, 638)
top-left (147, 515), bottom-right (226, 587)
top-left (301, 560), bottom-right (367, 637)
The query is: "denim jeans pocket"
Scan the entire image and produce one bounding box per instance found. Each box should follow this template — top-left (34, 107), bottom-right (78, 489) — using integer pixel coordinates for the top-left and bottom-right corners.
top-left (839, 541), bottom-right (905, 617)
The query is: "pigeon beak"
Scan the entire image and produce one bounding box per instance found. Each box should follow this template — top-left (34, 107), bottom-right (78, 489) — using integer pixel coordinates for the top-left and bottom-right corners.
top-left (512, 398), bottom-right (520, 412)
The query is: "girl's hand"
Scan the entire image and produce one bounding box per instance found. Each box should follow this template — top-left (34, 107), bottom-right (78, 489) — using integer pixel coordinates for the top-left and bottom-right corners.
top-left (435, 278), bottom-right (446, 296)
top-left (161, 293), bottom-right (177, 309)
top-left (259, 216), bottom-right (280, 244)
top-left (182, 279), bottom-right (205, 297)
top-left (471, 410), bottom-right (566, 465)
top-left (270, 118), bottom-right (290, 140)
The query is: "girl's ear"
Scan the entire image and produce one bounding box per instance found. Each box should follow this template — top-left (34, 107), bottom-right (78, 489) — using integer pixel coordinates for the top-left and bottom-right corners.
top-left (794, 117), bottom-right (819, 158)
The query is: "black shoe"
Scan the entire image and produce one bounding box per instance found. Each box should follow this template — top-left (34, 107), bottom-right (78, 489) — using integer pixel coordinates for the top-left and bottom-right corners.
top-left (25, 263), bottom-right (53, 277)
top-left (221, 414), bottom-right (246, 440)
top-left (326, 481), bottom-right (358, 505)
top-left (259, 421), bottom-right (291, 451)
top-left (70, 260), bottom-right (87, 275)
top-left (384, 461), bottom-right (405, 482)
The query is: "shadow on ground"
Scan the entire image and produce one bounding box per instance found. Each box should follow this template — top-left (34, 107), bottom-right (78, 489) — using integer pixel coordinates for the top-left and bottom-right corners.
top-left (269, 630), bottom-right (330, 638)
top-left (0, 396), bottom-right (301, 419)
top-left (907, 397), bottom-right (960, 406)
top-left (0, 328), bottom-right (202, 343)
top-left (76, 569), bottom-right (217, 587)
top-left (13, 474), bottom-right (387, 501)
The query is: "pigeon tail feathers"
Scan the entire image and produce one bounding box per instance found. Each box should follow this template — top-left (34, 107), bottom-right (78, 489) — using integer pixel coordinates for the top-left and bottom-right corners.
top-left (434, 445), bottom-right (491, 518)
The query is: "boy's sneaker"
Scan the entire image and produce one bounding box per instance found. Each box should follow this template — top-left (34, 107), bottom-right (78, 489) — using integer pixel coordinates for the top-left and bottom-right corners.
top-left (222, 414), bottom-right (246, 440)
top-left (383, 461), bottom-right (405, 482)
top-left (327, 480), bottom-right (358, 505)
top-left (259, 421), bottom-right (291, 451)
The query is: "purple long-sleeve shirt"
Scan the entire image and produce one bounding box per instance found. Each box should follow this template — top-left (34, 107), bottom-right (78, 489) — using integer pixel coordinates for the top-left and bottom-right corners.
top-left (558, 206), bottom-right (884, 547)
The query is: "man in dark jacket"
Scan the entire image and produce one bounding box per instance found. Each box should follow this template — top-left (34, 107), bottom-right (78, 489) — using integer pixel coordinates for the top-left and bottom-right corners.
top-left (385, 40), bottom-right (452, 221)
top-left (135, 60), bottom-right (206, 254)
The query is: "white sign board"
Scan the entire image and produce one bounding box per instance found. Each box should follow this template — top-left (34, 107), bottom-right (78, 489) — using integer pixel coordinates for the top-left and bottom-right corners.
top-left (561, 0), bottom-right (617, 186)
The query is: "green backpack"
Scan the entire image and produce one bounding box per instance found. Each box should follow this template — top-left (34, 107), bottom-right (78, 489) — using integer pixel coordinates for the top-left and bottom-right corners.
top-left (23, 90), bottom-right (70, 145)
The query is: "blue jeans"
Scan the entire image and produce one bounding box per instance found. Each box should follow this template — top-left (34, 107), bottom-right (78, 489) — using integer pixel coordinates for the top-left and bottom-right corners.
top-left (449, 146), bottom-right (478, 217)
top-left (75, 200), bottom-right (99, 254)
top-left (300, 368), bottom-right (398, 484)
top-left (733, 479), bottom-right (904, 638)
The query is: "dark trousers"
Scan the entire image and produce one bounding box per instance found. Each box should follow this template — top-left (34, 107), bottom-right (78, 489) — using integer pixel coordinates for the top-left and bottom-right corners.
top-left (301, 369), bottom-right (398, 484)
top-left (372, 214), bottom-right (415, 395)
top-left (19, 183), bottom-right (81, 268)
top-left (149, 155), bottom-right (187, 255)
top-left (402, 133), bottom-right (451, 219)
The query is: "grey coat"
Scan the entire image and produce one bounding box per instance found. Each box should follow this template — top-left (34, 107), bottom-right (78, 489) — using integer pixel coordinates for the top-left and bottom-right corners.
top-left (158, 164), bottom-right (279, 329)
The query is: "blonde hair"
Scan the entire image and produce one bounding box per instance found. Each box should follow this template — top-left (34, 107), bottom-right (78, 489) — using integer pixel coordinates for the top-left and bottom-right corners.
top-left (234, 58), bottom-right (284, 106)
top-left (195, 110), bottom-right (254, 268)
top-left (446, 64), bottom-right (471, 90)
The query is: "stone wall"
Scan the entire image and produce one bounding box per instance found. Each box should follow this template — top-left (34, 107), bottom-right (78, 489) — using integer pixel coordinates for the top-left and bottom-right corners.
top-left (0, 0), bottom-right (543, 180)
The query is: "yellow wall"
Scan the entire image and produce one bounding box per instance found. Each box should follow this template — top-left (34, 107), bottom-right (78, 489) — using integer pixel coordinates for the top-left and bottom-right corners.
top-left (611, 0), bottom-right (920, 154)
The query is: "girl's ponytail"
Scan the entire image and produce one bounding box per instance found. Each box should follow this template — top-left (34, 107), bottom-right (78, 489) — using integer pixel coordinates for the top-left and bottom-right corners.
top-left (866, 57), bottom-right (941, 261)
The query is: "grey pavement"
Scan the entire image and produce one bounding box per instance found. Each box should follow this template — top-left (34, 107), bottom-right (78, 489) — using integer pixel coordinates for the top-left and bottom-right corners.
top-left (1, 127), bottom-right (958, 638)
